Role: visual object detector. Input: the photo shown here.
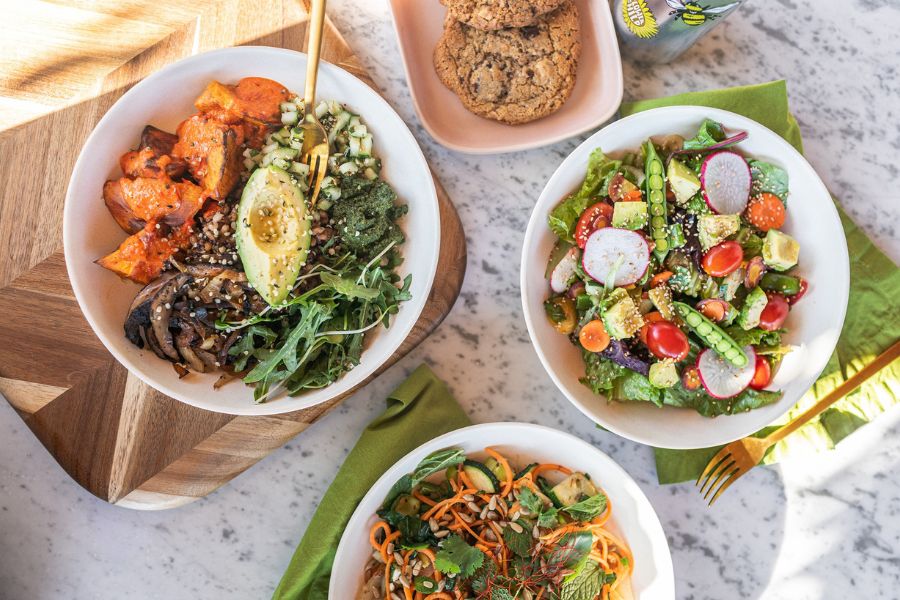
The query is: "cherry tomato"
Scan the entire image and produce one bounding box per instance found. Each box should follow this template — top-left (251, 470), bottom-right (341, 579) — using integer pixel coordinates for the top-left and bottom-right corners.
top-left (682, 366), bottom-right (702, 391)
top-left (786, 277), bottom-right (808, 305)
top-left (645, 320), bottom-right (690, 361)
top-left (749, 355), bottom-right (772, 390)
top-left (574, 202), bottom-right (613, 249)
top-left (639, 312), bottom-right (665, 346)
top-left (759, 293), bottom-right (790, 331)
top-left (701, 241), bottom-right (744, 277)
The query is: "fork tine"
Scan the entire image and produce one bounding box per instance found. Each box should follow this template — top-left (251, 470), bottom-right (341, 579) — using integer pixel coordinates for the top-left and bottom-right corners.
top-left (700, 459), bottom-right (735, 498)
top-left (707, 468), bottom-right (743, 506)
top-left (703, 461), bottom-right (738, 501)
top-left (696, 447), bottom-right (732, 491)
top-left (308, 154), bottom-right (326, 207)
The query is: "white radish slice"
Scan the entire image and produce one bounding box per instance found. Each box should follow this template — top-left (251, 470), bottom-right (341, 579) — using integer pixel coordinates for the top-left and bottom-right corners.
top-left (550, 247), bottom-right (580, 293)
top-left (697, 345), bottom-right (757, 399)
top-left (582, 228), bottom-right (650, 286)
top-left (701, 150), bottom-right (751, 215)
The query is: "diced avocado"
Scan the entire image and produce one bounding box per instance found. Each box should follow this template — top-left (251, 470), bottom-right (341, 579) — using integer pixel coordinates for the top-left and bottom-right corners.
top-left (698, 214), bottom-right (740, 251)
top-left (611, 201), bottom-right (649, 230)
top-left (462, 460), bottom-right (499, 493)
top-left (737, 286), bottom-right (769, 330)
top-left (602, 293), bottom-right (644, 340)
top-left (391, 494), bottom-right (421, 516)
top-left (649, 361), bottom-right (679, 388)
top-left (236, 165), bottom-right (311, 305)
top-left (667, 158), bottom-right (701, 205)
top-left (484, 457), bottom-right (508, 482)
top-left (762, 229), bottom-right (799, 271)
top-left (648, 285), bottom-right (676, 321)
top-left (551, 473), bottom-right (599, 507)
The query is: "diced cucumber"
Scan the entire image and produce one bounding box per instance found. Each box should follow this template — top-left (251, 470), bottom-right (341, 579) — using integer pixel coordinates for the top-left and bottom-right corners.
top-left (281, 111), bottom-right (298, 126)
top-left (314, 101), bottom-right (329, 119)
top-left (289, 161), bottom-right (310, 177)
top-left (462, 460), bottom-right (499, 493)
top-left (280, 101), bottom-right (298, 113)
top-left (322, 186), bottom-right (342, 201)
top-left (349, 136), bottom-right (361, 157)
top-left (359, 134), bottom-right (373, 157)
top-left (338, 161), bottom-right (359, 175)
top-left (273, 147), bottom-right (298, 161)
top-left (349, 124), bottom-right (368, 138)
top-left (363, 167), bottom-right (378, 180)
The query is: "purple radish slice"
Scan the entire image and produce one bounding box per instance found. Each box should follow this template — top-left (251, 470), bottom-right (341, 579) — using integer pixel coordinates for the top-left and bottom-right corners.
top-left (701, 150), bottom-right (751, 215)
top-left (671, 131), bottom-right (748, 156)
top-left (697, 345), bottom-right (756, 399)
top-left (550, 247), bottom-right (580, 293)
top-left (582, 228), bottom-right (650, 286)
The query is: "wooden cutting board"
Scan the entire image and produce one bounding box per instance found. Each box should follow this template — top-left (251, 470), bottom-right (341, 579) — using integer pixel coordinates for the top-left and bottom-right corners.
top-left (0, 0), bottom-right (466, 509)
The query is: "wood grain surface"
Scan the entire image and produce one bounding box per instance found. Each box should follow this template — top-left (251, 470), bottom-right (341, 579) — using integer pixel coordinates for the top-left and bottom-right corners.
top-left (0, 0), bottom-right (466, 509)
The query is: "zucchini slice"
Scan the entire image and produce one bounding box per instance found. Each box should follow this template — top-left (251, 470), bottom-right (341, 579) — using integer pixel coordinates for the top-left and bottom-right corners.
top-left (514, 463), bottom-right (538, 480)
top-left (551, 473), bottom-right (599, 507)
top-left (463, 460), bottom-right (499, 493)
top-left (484, 457), bottom-right (508, 482)
top-left (537, 476), bottom-right (564, 508)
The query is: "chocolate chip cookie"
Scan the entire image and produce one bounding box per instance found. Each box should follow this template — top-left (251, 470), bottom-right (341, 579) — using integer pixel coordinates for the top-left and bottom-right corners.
top-left (433, 1), bottom-right (581, 125)
top-left (440, 0), bottom-right (567, 30)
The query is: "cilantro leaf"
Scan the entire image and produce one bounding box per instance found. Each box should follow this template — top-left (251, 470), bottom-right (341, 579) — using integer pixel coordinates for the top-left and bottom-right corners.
top-left (563, 493), bottom-right (608, 522)
top-left (518, 487), bottom-right (544, 514)
top-left (502, 520), bottom-right (533, 558)
top-left (560, 559), bottom-right (617, 600)
top-left (434, 534), bottom-right (484, 577)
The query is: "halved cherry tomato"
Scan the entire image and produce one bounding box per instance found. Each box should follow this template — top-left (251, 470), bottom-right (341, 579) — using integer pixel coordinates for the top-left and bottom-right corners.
top-left (645, 320), bottom-right (690, 361)
top-left (579, 320), bottom-right (611, 353)
top-left (759, 293), bottom-right (790, 331)
top-left (701, 241), bottom-right (744, 277)
top-left (639, 312), bottom-right (665, 345)
top-left (786, 277), bottom-right (808, 305)
top-left (746, 192), bottom-right (786, 232)
top-left (682, 366), bottom-right (702, 391)
top-left (567, 281), bottom-right (586, 299)
top-left (749, 355), bottom-right (772, 390)
top-left (649, 270), bottom-right (673, 288)
top-left (574, 202), bottom-right (613, 248)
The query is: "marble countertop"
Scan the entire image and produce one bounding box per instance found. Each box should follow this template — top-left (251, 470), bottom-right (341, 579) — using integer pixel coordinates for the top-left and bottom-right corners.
top-left (1, 1), bottom-right (898, 598)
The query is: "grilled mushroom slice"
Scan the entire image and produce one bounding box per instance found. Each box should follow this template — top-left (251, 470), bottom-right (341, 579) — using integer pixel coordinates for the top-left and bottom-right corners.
top-left (150, 274), bottom-right (190, 361)
top-left (124, 271), bottom-right (180, 348)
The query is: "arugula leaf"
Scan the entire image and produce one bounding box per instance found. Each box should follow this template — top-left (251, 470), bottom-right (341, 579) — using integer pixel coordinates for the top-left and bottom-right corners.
top-left (547, 530), bottom-right (593, 569)
top-left (548, 149), bottom-right (620, 242)
top-left (560, 560), bottom-right (616, 600)
top-left (683, 118), bottom-right (726, 151)
top-left (243, 302), bottom-right (331, 383)
top-left (229, 325), bottom-right (277, 371)
top-left (319, 271), bottom-right (379, 300)
top-left (563, 493), bottom-right (608, 521)
top-left (502, 520), bottom-right (534, 558)
top-left (411, 448), bottom-right (465, 486)
top-left (434, 534), bottom-right (484, 577)
top-left (749, 159), bottom-right (790, 202)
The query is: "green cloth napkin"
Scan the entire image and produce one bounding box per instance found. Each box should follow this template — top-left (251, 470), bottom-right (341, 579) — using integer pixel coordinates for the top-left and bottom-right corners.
top-left (622, 81), bottom-right (900, 484)
top-left (273, 364), bottom-right (471, 599)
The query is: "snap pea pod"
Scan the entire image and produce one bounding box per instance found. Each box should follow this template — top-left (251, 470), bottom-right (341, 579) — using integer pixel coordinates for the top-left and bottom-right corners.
top-left (759, 273), bottom-right (801, 295)
top-left (643, 140), bottom-right (669, 260)
top-left (673, 301), bottom-right (749, 367)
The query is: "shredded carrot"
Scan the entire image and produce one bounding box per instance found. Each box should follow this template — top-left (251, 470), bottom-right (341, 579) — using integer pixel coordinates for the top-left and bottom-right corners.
top-left (423, 594), bottom-right (453, 600)
top-left (380, 530), bottom-right (401, 558)
top-left (532, 463), bottom-right (573, 478)
top-left (458, 469), bottom-right (478, 492)
top-left (451, 510), bottom-right (493, 545)
top-left (484, 448), bottom-right (514, 496)
top-left (413, 490), bottom-right (437, 507)
top-left (383, 559), bottom-right (392, 600)
top-left (370, 521), bottom-right (391, 560)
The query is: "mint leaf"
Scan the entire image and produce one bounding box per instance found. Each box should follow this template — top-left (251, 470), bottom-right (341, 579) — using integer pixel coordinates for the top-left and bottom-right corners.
top-left (519, 487), bottom-right (559, 527)
top-left (502, 520), bottom-right (533, 558)
top-left (434, 534), bottom-right (484, 577)
top-left (561, 560), bottom-right (616, 600)
top-left (563, 493), bottom-right (608, 521)
top-left (537, 507), bottom-right (560, 528)
top-left (411, 448), bottom-right (465, 486)
top-left (379, 474), bottom-right (413, 511)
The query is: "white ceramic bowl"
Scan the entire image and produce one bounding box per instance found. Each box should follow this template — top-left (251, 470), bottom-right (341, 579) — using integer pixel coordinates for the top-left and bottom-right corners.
top-left (521, 106), bottom-right (849, 449)
top-left (331, 422), bottom-right (674, 598)
top-left (63, 47), bottom-right (440, 415)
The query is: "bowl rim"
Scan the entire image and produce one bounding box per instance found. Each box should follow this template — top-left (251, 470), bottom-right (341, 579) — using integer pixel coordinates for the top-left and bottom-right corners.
top-left (62, 46), bottom-right (440, 416)
top-left (329, 421), bottom-right (675, 598)
top-left (520, 105), bottom-right (850, 448)
top-left (385, 0), bottom-right (624, 154)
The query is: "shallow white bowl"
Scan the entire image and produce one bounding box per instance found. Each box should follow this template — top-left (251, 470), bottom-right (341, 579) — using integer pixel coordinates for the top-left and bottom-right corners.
top-left (63, 47), bottom-right (440, 415)
top-left (521, 106), bottom-right (849, 449)
top-left (331, 422), bottom-right (674, 598)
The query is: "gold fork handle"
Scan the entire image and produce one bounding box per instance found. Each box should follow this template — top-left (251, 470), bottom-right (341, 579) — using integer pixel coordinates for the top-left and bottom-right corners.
top-left (304, 0), bottom-right (327, 108)
top-left (764, 339), bottom-right (900, 445)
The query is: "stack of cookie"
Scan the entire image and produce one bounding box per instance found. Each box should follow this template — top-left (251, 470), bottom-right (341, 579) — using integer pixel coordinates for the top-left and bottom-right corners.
top-left (434, 0), bottom-right (582, 125)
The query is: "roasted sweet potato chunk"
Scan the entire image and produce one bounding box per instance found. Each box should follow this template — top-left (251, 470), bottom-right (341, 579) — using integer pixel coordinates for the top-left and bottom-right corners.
top-left (120, 125), bottom-right (187, 179)
top-left (104, 178), bottom-right (204, 234)
top-left (195, 77), bottom-right (290, 125)
top-left (140, 125), bottom-right (178, 155)
top-left (172, 115), bottom-right (244, 200)
top-left (96, 221), bottom-right (192, 284)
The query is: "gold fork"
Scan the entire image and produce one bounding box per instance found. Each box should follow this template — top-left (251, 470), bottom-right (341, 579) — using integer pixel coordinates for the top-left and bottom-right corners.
top-left (299, 0), bottom-right (329, 207)
top-left (698, 339), bottom-right (900, 506)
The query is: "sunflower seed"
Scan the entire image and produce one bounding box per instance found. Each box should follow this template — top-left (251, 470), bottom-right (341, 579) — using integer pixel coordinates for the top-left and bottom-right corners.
top-left (509, 522), bottom-right (524, 534)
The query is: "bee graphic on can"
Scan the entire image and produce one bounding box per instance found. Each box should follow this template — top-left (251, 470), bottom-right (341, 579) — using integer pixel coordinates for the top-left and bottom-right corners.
top-left (665, 0), bottom-right (740, 26)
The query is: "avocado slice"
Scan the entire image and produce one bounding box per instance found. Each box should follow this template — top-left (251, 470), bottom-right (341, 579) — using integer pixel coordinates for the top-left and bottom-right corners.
top-left (236, 166), bottom-right (311, 305)
top-left (667, 158), bottom-right (701, 205)
top-left (611, 201), bottom-right (649, 230)
top-left (737, 286), bottom-right (769, 330)
top-left (762, 229), bottom-right (800, 271)
top-left (649, 361), bottom-right (679, 388)
top-left (601, 294), bottom-right (643, 340)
